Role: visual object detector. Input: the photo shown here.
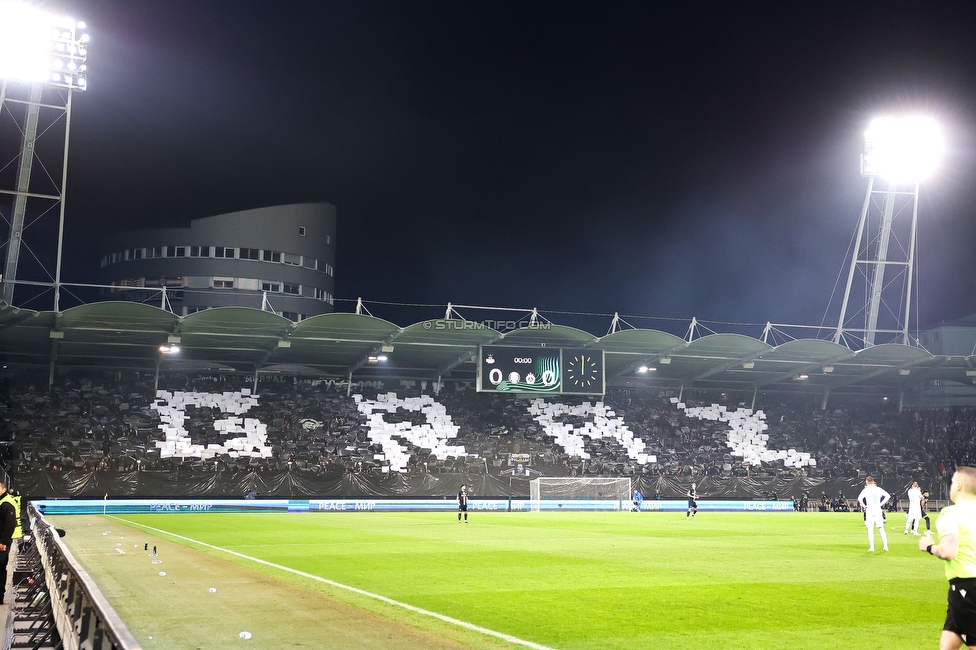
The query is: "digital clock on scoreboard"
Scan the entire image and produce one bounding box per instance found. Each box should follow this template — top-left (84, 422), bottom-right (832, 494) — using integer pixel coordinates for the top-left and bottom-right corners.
top-left (477, 346), bottom-right (605, 395)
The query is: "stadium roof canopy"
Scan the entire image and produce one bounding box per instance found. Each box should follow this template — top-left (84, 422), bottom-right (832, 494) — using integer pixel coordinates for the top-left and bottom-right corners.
top-left (1, 302), bottom-right (975, 403)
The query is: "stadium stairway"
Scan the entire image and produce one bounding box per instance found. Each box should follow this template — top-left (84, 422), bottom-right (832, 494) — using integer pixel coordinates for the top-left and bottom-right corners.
top-left (0, 542), bottom-right (62, 650)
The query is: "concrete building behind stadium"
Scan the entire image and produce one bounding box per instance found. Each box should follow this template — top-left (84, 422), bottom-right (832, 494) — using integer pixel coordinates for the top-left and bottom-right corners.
top-left (98, 202), bottom-right (335, 320)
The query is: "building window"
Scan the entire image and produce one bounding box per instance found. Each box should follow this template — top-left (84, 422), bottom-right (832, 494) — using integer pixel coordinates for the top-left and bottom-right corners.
top-left (283, 283), bottom-right (300, 295)
top-left (189, 246), bottom-right (200, 257)
top-left (302, 257), bottom-right (316, 269)
top-left (112, 278), bottom-right (142, 291)
top-left (123, 250), bottom-right (130, 261)
top-left (283, 252), bottom-right (300, 266)
top-left (151, 246), bottom-right (164, 259)
top-left (213, 277), bottom-right (234, 289)
top-left (175, 246), bottom-right (186, 257)
top-left (214, 247), bottom-right (234, 258)
top-left (262, 282), bottom-right (280, 293)
top-left (100, 256), bottom-right (109, 268)
top-left (298, 226), bottom-right (306, 237)
top-left (326, 235), bottom-right (331, 244)
top-left (199, 246), bottom-right (210, 257)
top-left (237, 278), bottom-right (261, 290)
top-left (240, 248), bottom-right (260, 260)
top-left (262, 250), bottom-right (281, 262)
top-left (164, 247), bottom-right (176, 258)
top-left (133, 248), bottom-right (144, 259)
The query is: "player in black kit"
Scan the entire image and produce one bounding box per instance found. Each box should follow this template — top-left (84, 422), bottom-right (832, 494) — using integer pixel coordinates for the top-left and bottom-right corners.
top-left (687, 482), bottom-right (698, 519)
top-left (458, 484), bottom-right (469, 523)
top-left (920, 490), bottom-right (932, 532)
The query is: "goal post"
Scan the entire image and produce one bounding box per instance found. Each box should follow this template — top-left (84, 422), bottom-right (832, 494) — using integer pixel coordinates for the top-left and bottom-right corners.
top-left (529, 477), bottom-right (632, 511)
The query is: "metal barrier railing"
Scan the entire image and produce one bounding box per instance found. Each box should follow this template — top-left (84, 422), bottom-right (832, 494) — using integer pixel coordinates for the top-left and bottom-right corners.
top-left (23, 503), bottom-right (142, 650)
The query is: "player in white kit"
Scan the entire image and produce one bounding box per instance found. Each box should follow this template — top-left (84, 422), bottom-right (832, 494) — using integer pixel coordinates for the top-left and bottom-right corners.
top-left (905, 481), bottom-right (924, 536)
top-left (858, 476), bottom-right (891, 552)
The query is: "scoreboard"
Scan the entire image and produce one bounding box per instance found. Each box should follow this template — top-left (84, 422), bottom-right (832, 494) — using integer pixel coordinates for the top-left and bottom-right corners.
top-left (476, 346), bottom-right (605, 395)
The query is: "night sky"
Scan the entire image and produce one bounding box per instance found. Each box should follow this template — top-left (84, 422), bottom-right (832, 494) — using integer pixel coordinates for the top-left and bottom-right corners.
top-left (32, 1), bottom-right (976, 334)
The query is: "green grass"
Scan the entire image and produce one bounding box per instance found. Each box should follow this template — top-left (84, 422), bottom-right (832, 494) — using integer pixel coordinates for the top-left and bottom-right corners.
top-left (54, 511), bottom-right (948, 649)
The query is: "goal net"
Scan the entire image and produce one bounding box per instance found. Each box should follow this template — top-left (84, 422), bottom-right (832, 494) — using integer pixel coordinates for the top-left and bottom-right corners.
top-left (529, 477), bottom-right (632, 511)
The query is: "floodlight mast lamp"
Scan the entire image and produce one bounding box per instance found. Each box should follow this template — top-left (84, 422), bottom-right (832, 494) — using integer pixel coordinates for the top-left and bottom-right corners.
top-left (833, 116), bottom-right (942, 348)
top-left (0, 3), bottom-right (89, 310)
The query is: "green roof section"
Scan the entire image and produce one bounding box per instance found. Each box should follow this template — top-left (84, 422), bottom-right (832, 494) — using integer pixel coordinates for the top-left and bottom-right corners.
top-left (180, 306), bottom-right (292, 337)
top-left (683, 333), bottom-right (771, 359)
top-left (59, 301), bottom-right (179, 332)
top-left (500, 324), bottom-right (597, 347)
top-left (0, 302), bottom-right (973, 399)
top-left (852, 343), bottom-right (934, 365)
top-left (291, 313), bottom-right (400, 343)
top-left (596, 328), bottom-right (687, 354)
top-left (396, 320), bottom-right (500, 347)
top-left (763, 339), bottom-right (852, 363)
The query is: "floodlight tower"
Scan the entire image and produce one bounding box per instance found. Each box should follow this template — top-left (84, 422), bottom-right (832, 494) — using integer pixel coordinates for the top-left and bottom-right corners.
top-left (0, 2), bottom-right (89, 309)
top-left (833, 116), bottom-right (943, 348)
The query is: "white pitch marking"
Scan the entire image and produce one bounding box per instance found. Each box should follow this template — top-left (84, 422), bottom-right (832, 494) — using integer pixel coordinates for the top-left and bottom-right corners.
top-left (107, 516), bottom-right (555, 650)
top-left (114, 548), bottom-right (126, 555)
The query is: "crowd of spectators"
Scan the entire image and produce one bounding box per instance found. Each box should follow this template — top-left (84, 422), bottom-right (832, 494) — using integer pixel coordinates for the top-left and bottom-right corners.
top-left (0, 371), bottom-right (962, 490)
top-left (908, 407), bottom-right (976, 483)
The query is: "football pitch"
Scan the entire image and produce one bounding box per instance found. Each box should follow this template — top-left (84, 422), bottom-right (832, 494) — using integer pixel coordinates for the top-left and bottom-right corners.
top-left (50, 510), bottom-right (946, 649)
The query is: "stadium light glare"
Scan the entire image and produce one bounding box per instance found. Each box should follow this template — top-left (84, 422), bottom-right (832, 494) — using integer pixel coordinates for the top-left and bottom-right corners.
top-left (0, 2), bottom-right (89, 90)
top-left (637, 366), bottom-right (648, 373)
top-left (861, 116), bottom-right (943, 182)
top-left (159, 345), bottom-right (180, 354)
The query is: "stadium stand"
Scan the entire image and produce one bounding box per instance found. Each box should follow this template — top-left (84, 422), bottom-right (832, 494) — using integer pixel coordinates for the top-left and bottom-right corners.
top-left (0, 371), bottom-right (952, 499)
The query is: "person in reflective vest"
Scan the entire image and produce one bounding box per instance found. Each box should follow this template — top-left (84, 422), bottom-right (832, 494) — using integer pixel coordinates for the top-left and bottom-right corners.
top-left (0, 491), bottom-right (23, 541)
top-left (0, 481), bottom-right (19, 604)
